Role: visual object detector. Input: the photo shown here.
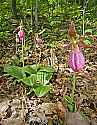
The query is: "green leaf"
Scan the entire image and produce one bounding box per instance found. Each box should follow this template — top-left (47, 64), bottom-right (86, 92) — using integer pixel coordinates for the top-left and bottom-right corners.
top-left (37, 68), bottom-right (54, 85)
top-left (23, 64), bottom-right (43, 75)
top-left (21, 72), bottom-right (51, 87)
top-left (37, 66), bottom-right (54, 84)
top-left (64, 95), bottom-right (76, 112)
top-left (36, 71), bottom-right (46, 84)
top-left (39, 65), bottom-right (54, 73)
top-left (64, 95), bottom-right (73, 104)
top-left (22, 65), bottom-right (54, 84)
top-left (4, 65), bottom-right (26, 79)
top-left (21, 74), bottom-right (36, 86)
top-left (33, 85), bottom-right (51, 97)
top-left (68, 104), bottom-right (75, 112)
top-left (23, 65), bottom-right (38, 74)
top-left (4, 64), bottom-right (54, 97)
top-left (23, 64), bottom-right (53, 75)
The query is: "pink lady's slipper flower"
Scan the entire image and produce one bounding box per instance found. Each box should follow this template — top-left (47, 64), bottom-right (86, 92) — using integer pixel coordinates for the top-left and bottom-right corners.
top-left (18, 30), bottom-right (25, 42)
top-left (68, 46), bottom-right (85, 72)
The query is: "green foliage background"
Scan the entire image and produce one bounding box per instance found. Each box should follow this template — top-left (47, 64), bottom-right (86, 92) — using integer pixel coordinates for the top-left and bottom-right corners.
top-left (0, 0), bottom-right (97, 44)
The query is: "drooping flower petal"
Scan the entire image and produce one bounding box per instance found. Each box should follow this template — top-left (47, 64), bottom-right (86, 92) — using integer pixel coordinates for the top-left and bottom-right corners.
top-left (68, 47), bottom-right (85, 72)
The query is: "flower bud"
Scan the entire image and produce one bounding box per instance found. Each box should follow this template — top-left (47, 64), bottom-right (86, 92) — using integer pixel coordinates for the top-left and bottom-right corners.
top-left (68, 47), bottom-right (85, 72)
top-left (18, 30), bottom-right (25, 41)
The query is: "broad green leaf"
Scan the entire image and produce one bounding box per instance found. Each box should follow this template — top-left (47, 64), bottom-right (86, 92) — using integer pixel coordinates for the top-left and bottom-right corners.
top-left (37, 71), bottom-right (53, 85)
top-left (39, 65), bottom-right (54, 73)
top-left (4, 64), bottom-right (54, 97)
top-left (4, 65), bottom-right (26, 79)
top-left (38, 65), bottom-right (54, 82)
top-left (21, 72), bottom-right (51, 87)
top-left (23, 65), bottom-right (54, 84)
top-left (21, 74), bottom-right (36, 86)
top-left (36, 71), bottom-right (49, 85)
top-left (33, 85), bottom-right (51, 97)
top-left (23, 65), bottom-right (38, 74)
top-left (23, 65), bottom-right (37, 75)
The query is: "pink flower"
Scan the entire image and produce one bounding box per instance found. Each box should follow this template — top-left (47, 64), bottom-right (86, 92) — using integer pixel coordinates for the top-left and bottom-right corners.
top-left (18, 30), bottom-right (25, 41)
top-left (68, 47), bottom-right (85, 72)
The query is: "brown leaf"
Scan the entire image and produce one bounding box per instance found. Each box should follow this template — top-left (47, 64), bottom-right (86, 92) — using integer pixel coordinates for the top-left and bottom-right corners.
top-left (57, 101), bottom-right (66, 121)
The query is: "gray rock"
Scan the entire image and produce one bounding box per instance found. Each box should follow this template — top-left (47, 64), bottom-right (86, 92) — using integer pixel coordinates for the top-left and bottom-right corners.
top-left (64, 112), bottom-right (90, 125)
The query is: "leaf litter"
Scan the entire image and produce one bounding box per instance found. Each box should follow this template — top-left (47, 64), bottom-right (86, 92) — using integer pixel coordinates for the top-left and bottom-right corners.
top-left (0, 41), bottom-right (97, 125)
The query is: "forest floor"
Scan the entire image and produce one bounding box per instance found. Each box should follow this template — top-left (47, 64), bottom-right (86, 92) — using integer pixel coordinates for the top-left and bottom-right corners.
top-left (0, 41), bottom-right (97, 125)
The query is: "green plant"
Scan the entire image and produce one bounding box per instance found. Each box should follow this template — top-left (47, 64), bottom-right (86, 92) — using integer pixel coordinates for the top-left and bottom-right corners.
top-left (64, 74), bottom-right (77, 112)
top-left (4, 64), bottom-right (54, 97)
top-left (64, 22), bottom-right (85, 112)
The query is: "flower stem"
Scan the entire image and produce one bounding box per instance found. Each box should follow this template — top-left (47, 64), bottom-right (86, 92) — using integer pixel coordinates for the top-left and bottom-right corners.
top-left (22, 39), bottom-right (24, 67)
top-left (71, 73), bottom-right (76, 102)
top-left (16, 34), bottom-right (18, 54)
